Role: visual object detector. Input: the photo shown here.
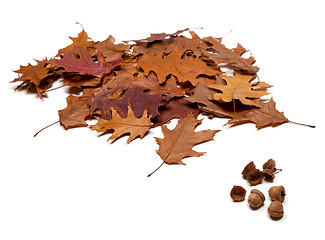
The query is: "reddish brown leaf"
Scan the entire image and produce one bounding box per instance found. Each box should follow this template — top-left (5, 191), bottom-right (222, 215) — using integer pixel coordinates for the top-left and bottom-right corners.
top-left (151, 98), bottom-right (200, 128)
top-left (50, 46), bottom-right (122, 77)
top-left (104, 72), bottom-right (185, 97)
top-left (88, 86), bottom-right (169, 120)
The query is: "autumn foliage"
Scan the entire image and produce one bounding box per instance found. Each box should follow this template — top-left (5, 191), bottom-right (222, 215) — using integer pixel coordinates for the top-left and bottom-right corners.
top-left (13, 26), bottom-right (308, 176)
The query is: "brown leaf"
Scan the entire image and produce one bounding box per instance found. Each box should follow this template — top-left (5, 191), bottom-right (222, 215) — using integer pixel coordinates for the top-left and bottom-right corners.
top-left (209, 72), bottom-right (271, 107)
top-left (94, 35), bottom-right (130, 62)
top-left (132, 39), bottom-right (176, 56)
top-left (50, 46), bottom-right (122, 77)
top-left (104, 72), bottom-right (185, 97)
top-left (151, 98), bottom-right (200, 128)
top-left (226, 98), bottom-right (289, 129)
top-left (132, 31), bottom-right (206, 57)
top-left (126, 28), bottom-right (189, 44)
top-left (56, 30), bottom-right (96, 57)
top-left (186, 83), bottom-right (239, 118)
top-left (137, 46), bottom-right (219, 85)
top-left (172, 31), bottom-right (208, 57)
top-left (155, 114), bottom-right (219, 165)
top-left (202, 36), bottom-right (258, 74)
top-left (12, 58), bottom-right (54, 99)
top-left (62, 73), bottom-right (102, 88)
top-left (58, 88), bottom-right (98, 129)
top-left (91, 106), bottom-right (151, 143)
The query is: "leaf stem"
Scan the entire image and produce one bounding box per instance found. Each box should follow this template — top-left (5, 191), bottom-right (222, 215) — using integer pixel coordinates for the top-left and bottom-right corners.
top-left (288, 120), bottom-right (315, 128)
top-left (147, 162), bottom-right (165, 177)
top-left (34, 120), bottom-right (60, 137)
top-left (42, 84), bottom-right (66, 93)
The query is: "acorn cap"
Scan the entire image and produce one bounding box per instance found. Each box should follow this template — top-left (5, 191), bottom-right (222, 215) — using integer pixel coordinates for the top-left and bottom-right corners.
top-left (242, 161), bottom-right (256, 179)
top-left (263, 159), bottom-right (276, 172)
top-left (268, 201), bottom-right (284, 219)
top-left (263, 169), bottom-right (275, 181)
top-left (269, 186), bottom-right (286, 202)
top-left (247, 169), bottom-right (264, 186)
top-left (230, 185), bottom-right (246, 202)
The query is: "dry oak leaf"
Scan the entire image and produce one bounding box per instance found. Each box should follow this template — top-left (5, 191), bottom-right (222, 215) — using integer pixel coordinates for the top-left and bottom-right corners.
top-left (209, 72), bottom-right (271, 107)
top-left (50, 46), bottom-right (122, 77)
top-left (12, 58), bottom-right (53, 99)
top-left (61, 73), bottom-right (102, 88)
top-left (133, 30), bottom-right (206, 57)
top-left (59, 88), bottom-right (99, 129)
top-left (132, 38), bottom-right (176, 57)
top-left (186, 83), bottom-right (239, 118)
top-left (88, 86), bottom-right (169, 120)
top-left (104, 72), bottom-right (185, 97)
top-left (94, 35), bottom-right (130, 62)
top-left (202, 36), bottom-right (258, 74)
top-left (172, 31), bottom-right (208, 57)
top-left (226, 98), bottom-right (289, 129)
top-left (56, 30), bottom-right (96, 57)
top-left (91, 106), bottom-right (151, 143)
top-left (137, 46), bottom-right (219, 85)
top-left (125, 28), bottom-right (189, 44)
top-left (155, 114), bottom-right (220, 165)
top-left (151, 98), bottom-right (200, 128)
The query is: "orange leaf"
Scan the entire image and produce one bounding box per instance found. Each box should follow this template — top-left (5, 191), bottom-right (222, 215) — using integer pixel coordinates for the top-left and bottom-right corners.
top-left (56, 30), bottom-right (95, 57)
top-left (137, 46), bottom-right (219, 85)
top-left (209, 72), bottom-right (271, 107)
top-left (91, 106), bottom-right (152, 144)
top-left (12, 59), bottom-right (53, 99)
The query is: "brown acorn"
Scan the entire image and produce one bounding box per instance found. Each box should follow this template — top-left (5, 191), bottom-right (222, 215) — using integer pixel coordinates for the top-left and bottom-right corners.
top-left (247, 169), bottom-right (264, 186)
top-left (230, 185), bottom-right (246, 202)
top-left (242, 161), bottom-right (256, 179)
top-left (268, 201), bottom-right (284, 219)
top-left (263, 169), bottom-right (275, 181)
top-left (269, 186), bottom-right (286, 202)
top-left (248, 189), bottom-right (265, 209)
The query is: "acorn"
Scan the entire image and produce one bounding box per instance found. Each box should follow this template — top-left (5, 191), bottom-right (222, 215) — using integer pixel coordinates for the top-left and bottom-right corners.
top-left (248, 189), bottom-right (265, 209)
top-left (242, 161), bottom-right (256, 179)
top-left (230, 185), bottom-right (246, 202)
top-left (269, 186), bottom-right (286, 202)
top-left (267, 201), bottom-right (284, 219)
top-left (263, 169), bottom-right (275, 181)
top-left (247, 169), bottom-right (264, 186)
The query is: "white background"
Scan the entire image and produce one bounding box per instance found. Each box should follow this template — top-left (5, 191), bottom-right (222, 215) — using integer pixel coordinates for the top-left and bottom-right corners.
top-left (1, 0), bottom-right (324, 239)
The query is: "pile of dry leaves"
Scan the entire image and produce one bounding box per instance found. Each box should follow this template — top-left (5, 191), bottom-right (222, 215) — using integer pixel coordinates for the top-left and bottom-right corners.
top-left (12, 26), bottom-right (313, 176)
